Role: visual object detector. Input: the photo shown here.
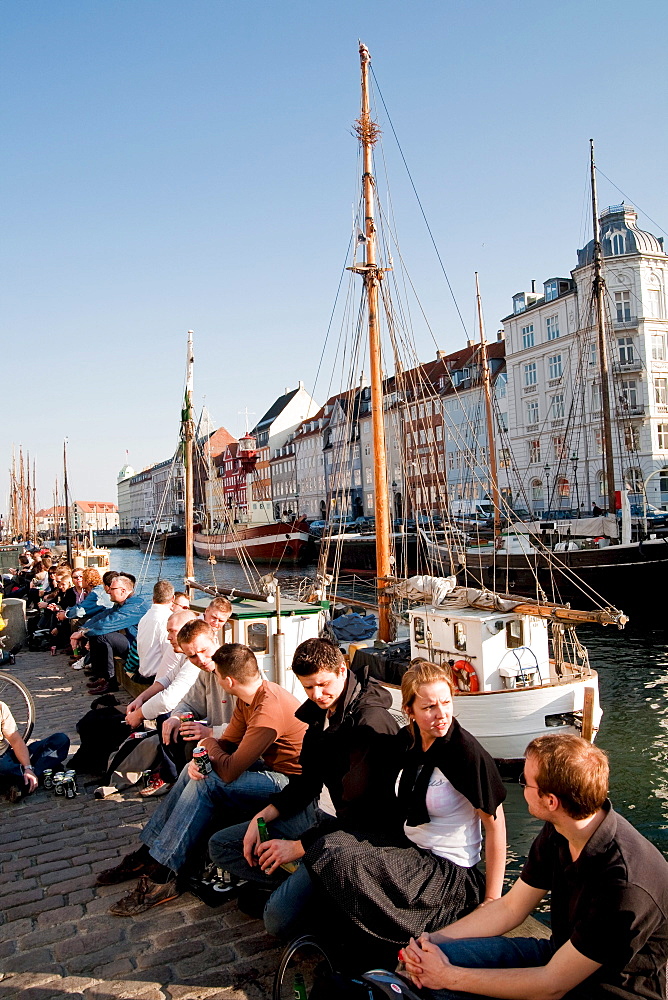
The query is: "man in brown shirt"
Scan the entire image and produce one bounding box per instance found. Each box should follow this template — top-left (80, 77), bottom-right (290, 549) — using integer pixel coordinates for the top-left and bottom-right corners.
top-left (98, 643), bottom-right (310, 916)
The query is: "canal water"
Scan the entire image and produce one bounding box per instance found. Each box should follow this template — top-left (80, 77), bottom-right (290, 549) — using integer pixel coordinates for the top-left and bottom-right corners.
top-left (111, 549), bottom-right (668, 879)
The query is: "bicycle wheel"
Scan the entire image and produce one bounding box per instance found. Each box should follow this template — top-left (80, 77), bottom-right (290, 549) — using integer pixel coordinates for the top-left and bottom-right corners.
top-left (0, 671), bottom-right (35, 744)
top-left (273, 934), bottom-right (335, 1000)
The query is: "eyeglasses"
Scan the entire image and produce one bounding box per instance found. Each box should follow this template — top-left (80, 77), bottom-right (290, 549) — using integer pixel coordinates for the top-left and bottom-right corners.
top-left (518, 773), bottom-right (539, 790)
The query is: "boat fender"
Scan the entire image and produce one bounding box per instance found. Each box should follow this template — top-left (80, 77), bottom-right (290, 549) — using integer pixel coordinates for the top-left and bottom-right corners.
top-left (452, 659), bottom-right (480, 693)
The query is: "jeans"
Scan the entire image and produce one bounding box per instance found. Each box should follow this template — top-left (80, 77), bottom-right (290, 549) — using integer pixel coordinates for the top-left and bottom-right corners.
top-left (0, 732), bottom-right (70, 784)
top-left (421, 936), bottom-right (557, 1000)
top-left (209, 809), bottom-right (322, 938)
top-left (140, 761), bottom-right (295, 874)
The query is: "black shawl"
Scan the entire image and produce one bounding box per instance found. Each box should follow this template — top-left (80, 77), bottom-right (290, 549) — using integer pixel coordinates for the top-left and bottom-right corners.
top-left (397, 718), bottom-right (506, 827)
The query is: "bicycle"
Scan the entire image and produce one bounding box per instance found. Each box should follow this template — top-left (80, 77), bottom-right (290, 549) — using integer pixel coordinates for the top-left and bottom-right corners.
top-left (0, 669), bottom-right (34, 744)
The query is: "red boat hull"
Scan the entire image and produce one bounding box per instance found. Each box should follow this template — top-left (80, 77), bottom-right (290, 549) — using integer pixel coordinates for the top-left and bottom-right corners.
top-left (193, 519), bottom-right (313, 564)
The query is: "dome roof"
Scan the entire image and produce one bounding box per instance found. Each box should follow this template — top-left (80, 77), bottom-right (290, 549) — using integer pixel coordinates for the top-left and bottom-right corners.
top-left (117, 463), bottom-right (135, 481)
top-left (577, 204), bottom-right (664, 266)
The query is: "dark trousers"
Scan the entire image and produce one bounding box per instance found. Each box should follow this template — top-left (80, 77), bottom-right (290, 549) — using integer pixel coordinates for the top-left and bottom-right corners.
top-left (0, 732), bottom-right (70, 794)
top-left (89, 632), bottom-right (129, 680)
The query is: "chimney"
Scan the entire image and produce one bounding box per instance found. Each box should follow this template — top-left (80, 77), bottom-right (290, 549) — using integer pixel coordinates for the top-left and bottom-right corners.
top-left (531, 279), bottom-right (536, 293)
top-left (497, 329), bottom-right (505, 342)
top-left (298, 380), bottom-right (304, 389)
top-left (436, 349), bottom-right (447, 360)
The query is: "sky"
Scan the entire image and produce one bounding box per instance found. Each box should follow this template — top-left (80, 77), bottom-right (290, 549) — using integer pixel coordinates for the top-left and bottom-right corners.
top-left (2, 0), bottom-right (667, 514)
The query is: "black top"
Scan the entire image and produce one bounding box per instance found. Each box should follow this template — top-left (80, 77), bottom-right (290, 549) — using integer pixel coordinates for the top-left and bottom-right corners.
top-left (270, 665), bottom-right (400, 849)
top-left (522, 801), bottom-right (668, 999)
top-left (396, 719), bottom-right (506, 827)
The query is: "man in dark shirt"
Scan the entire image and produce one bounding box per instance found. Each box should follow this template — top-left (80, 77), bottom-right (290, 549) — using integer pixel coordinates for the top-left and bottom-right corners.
top-left (209, 636), bottom-right (399, 938)
top-left (403, 733), bottom-right (668, 1000)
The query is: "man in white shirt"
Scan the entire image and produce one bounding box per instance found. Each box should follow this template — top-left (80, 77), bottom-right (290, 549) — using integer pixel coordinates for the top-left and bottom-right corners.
top-left (124, 609), bottom-right (198, 728)
top-left (135, 581), bottom-right (175, 683)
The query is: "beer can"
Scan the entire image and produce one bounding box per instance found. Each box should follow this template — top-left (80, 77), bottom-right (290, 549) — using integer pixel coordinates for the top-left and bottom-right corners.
top-left (65, 776), bottom-right (76, 799)
top-left (50, 646), bottom-right (57, 656)
top-left (54, 774), bottom-right (65, 796)
top-left (179, 712), bottom-right (194, 724)
top-left (42, 769), bottom-right (54, 790)
top-left (192, 746), bottom-right (212, 776)
top-left (65, 770), bottom-right (78, 792)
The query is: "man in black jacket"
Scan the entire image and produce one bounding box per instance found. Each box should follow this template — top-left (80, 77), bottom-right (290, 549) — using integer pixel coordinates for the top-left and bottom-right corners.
top-left (208, 636), bottom-right (399, 937)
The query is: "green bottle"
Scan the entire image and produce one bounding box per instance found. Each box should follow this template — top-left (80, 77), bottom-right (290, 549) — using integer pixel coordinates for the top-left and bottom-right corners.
top-left (256, 817), bottom-right (300, 875)
top-left (293, 972), bottom-right (307, 1000)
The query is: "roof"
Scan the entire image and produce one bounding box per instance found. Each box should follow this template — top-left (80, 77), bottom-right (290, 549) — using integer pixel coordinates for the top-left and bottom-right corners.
top-left (75, 501), bottom-right (118, 513)
top-left (253, 387), bottom-right (301, 433)
top-left (577, 204), bottom-right (664, 266)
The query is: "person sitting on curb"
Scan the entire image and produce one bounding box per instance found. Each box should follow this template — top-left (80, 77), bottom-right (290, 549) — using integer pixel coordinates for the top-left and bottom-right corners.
top-left (72, 574), bottom-right (150, 694)
top-left (97, 643), bottom-right (311, 916)
top-left (209, 636), bottom-right (400, 938)
top-left (124, 609), bottom-right (199, 731)
top-left (0, 701), bottom-right (69, 803)
top-left (401, 733), bottom-right (668, 1000)
top-left (132, 579), bottom-right (175, 683)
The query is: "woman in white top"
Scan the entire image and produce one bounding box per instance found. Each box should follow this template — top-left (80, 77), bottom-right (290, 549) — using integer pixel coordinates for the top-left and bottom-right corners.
top-left (304, 660), bottom-right (507, 953)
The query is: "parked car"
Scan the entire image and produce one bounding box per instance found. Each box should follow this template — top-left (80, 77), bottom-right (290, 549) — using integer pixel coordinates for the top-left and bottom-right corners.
top-left (538, 509), bottom-right (579, 521)
top-left (619, 504), bottom-right (668, 528)
top-left (393, 518), bottom-right (416, 533)
top-left (306, 519), bottom-right (328, 537)
top-left (350, 516), bottom-right (375, 532)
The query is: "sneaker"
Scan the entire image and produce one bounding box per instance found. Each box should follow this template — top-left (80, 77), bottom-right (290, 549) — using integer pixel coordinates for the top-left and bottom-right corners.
top-left (71, 657), bottom-right (85, 670)
top-left (96, 848), bottom-right (154, 886)
top-left (139, 774), bottom-right (173, 798)
top-left (109, 875), bottom-right (180, 916)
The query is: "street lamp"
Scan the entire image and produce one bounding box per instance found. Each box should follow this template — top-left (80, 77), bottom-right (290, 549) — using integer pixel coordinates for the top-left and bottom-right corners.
top-left (570, 453), bottom-right (580, 512)
top-left (544, 463), bottom-right (551, 508)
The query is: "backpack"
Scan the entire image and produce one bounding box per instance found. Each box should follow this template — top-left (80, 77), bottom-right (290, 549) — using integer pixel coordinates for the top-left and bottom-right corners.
top-left (28, 629), bottom-right (53, 652)
top-left (68, 696), bottom-right (129, 775)
top-left (104, 730), bottom-right (161, 791)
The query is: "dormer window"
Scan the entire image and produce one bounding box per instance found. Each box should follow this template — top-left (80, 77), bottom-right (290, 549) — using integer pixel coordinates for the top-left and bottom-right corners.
top-left (513, 293), bottom-right (526, 314)
top-left (544, 280), bottom-right (558, 302)
top-left (612, 233), bottom-right (626, 256)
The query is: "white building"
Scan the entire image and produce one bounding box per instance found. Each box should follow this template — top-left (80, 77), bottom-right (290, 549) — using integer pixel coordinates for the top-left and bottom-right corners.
top-left (503, 204), bottom-right (668, 515)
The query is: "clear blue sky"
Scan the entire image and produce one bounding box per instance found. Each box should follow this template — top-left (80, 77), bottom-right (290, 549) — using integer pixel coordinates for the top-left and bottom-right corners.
top-left (2, 0), bottom-right (667, 513)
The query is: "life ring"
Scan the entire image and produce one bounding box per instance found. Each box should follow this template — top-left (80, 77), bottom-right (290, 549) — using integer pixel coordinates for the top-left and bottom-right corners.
top-left (451, 658), bottom-right (480, 693)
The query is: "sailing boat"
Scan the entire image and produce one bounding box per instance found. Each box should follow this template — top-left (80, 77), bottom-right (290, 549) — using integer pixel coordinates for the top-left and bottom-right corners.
top-left (312, 44), bottom-right (629, 766)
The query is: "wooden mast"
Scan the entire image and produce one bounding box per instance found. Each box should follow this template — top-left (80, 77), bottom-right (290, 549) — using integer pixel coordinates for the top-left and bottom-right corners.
top-left (63, 440), bottom-right (72, 566)
top-left (590, 140), bottom-right (616, 515)
top-left (183, 330), bottom-right (195, 598)
top-left (476, 273), bottom-right (500, 537)
top-left (349, 42), bottom-right (392, 641)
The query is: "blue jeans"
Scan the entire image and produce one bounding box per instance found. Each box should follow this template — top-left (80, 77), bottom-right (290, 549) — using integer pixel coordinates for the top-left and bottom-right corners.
top-left (209, 810), bottom-right (321, 938)
top-left (0, 732), bottom-right (70, 784)
top-left (140, 761), bottom-right (294, 874)
top-left (420, 936), bottom-right (556, 1000)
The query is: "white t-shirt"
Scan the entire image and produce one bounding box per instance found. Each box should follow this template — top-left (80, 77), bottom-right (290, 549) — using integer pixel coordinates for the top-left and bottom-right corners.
top-left (404, 766), bottom-right (482, 868)
top-left (136, 603), bottom-right (172, 679)
top-left (0, 701), bottom-right (17, 754)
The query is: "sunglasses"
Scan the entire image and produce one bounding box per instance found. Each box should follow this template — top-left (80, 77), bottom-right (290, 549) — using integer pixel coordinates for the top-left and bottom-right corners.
top-left (518, 772), bottom-right (539, 790)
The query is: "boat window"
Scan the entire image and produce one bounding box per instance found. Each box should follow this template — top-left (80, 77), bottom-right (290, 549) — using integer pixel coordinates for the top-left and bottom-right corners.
top-left (413, 617), bottom-right (425, 645)
top-left (246, 622), bottom-right (268, 653)
top-left (506, 620), bottom-right (524, 649)
top-left (454, 622), bottom-right (466, 651)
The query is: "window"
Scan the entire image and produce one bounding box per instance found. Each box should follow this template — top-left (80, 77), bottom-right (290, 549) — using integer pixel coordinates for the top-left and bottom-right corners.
top-left (524, 363), bottom-right (537, 386)
top-left (513, 293), bottom-right (527, 314)
top-left (655, 378), bottom-right (668, 406)
top-left (625, 468), bottom-right (643, 492)
top-left (552, 394), bottom-right (565, 419)
top-left (506, 620), bottom-right (524, 649)
top-left (436, 424), bottom-right (443, 441)
top-left (553, 436), bottom-right (565, 460)
top-left (648, 288), bottom-right (664, 319)
top-left (427, 427), bottom-right (434, 444)
top-left (353, 469), bottom-right (362, 486)
top-left (557, 477), bottom-right (570, 499)
top-left (652, 334), bottom-right (666, 361)
top-left (548, 354), bottom-right (563, 379)
top-left (414, 617), bottom-right (425, 645)
top-left (658, 424), bottom-right (668, 450)
top-left (366, 493), bottom-right (373, 508)
top-left (544, 280), bottom-right (558, 302)
top-left (660, 468), bottom-right (668, 497)
top-left (410, 406), bottom-right (417, 421)
top-left (499, 448), bottom-right (511, 468)
top-left (353, 444), bottom-right (360, 459)
top-left (526, 400), bottom-right (539, 425)
top-left (364, 443), bottom-right (371, 456)
top-left (447, 452), bottom-right (455, 470)
top-left (625, 426), bottom-right (640, 451)
top-left (529, 440), bottom-right (541, 464)
top-left (246, 622), bottom-right (268, 653)
top-left (418, 404), bottom-right (425, 419)
top-left (618, 338), bottom-right (634, 364)
top-left (615, 292), bottom-right (631, 323)
top-left (621, 380), bottom-right (637, 409)
top-left (453, 623), bottom-right (467, 652)
top-left (592, 383), bottom-right (602, 411)
top-left (419, 429), bottom-right (426, 445)
top-left (425, 400), bottom-right (432, 417)
top-left (546, 315), bottom-right (560, 340)
top-left (589, 343), bottom-right (598, 367)
top-left (531, 479), bottom-right (543, 502)
top-left (594, 428), bottom-right (603, 455)
top-left (365, 468), bottom-right (372, 484)
top-left (612, 233), bottom-right (626, 256)
top-left (496, 373), bottom-right (507, 397)
top-left (420, 456), bottom-right (428, 474)
top-left (522, 324), bottom-right (535, 349)
top-left (597, 471), bottom-right (605, 497)
top-left (497, 412), bottom-right (508, 432)
top-left (437, 455), bottom-right (444, 473)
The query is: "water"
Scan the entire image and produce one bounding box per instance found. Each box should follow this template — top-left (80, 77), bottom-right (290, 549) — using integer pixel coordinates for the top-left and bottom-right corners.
top-left (111, 549), bottom-right (668, 873)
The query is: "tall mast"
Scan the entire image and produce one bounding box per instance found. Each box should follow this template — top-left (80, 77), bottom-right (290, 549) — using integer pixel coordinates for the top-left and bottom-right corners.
top-left (63, 440), bottom-right (72, 565)
top-left (32, 459), bottom-right (37, 542)
top-left (590, 140), bottom-right (616, 514)
top-left (476, 273), bottom-right (500, 536)
top-left (350, 42), bottom-right (392, 641)
top-left (183, 330), bottom-right (195, 597)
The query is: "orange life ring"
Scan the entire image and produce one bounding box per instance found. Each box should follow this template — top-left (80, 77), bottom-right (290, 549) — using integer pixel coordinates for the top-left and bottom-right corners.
top-left (452, 658), bottom-right (480, 693)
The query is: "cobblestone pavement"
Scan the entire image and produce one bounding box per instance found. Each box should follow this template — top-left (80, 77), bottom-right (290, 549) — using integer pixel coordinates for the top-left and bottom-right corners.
top-left (0, 649), bottom-right (283, 1000)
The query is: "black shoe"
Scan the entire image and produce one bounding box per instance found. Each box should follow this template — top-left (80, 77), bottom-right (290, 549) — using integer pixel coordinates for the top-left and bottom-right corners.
top-left (236, 883), bottom-right (271, 919)
top-left (179, 872), bottom-right (246, 908)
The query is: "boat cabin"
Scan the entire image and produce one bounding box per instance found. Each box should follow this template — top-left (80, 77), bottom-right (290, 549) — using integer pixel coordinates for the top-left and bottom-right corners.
top-left (191, 595), bottom-right (326, 701)
top-left (408, 606), bottom-right (551, 692)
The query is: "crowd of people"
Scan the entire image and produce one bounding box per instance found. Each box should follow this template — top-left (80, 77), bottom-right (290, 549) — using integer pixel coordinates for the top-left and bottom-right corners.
top-left (2, 552), bottom-right (668, 999)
